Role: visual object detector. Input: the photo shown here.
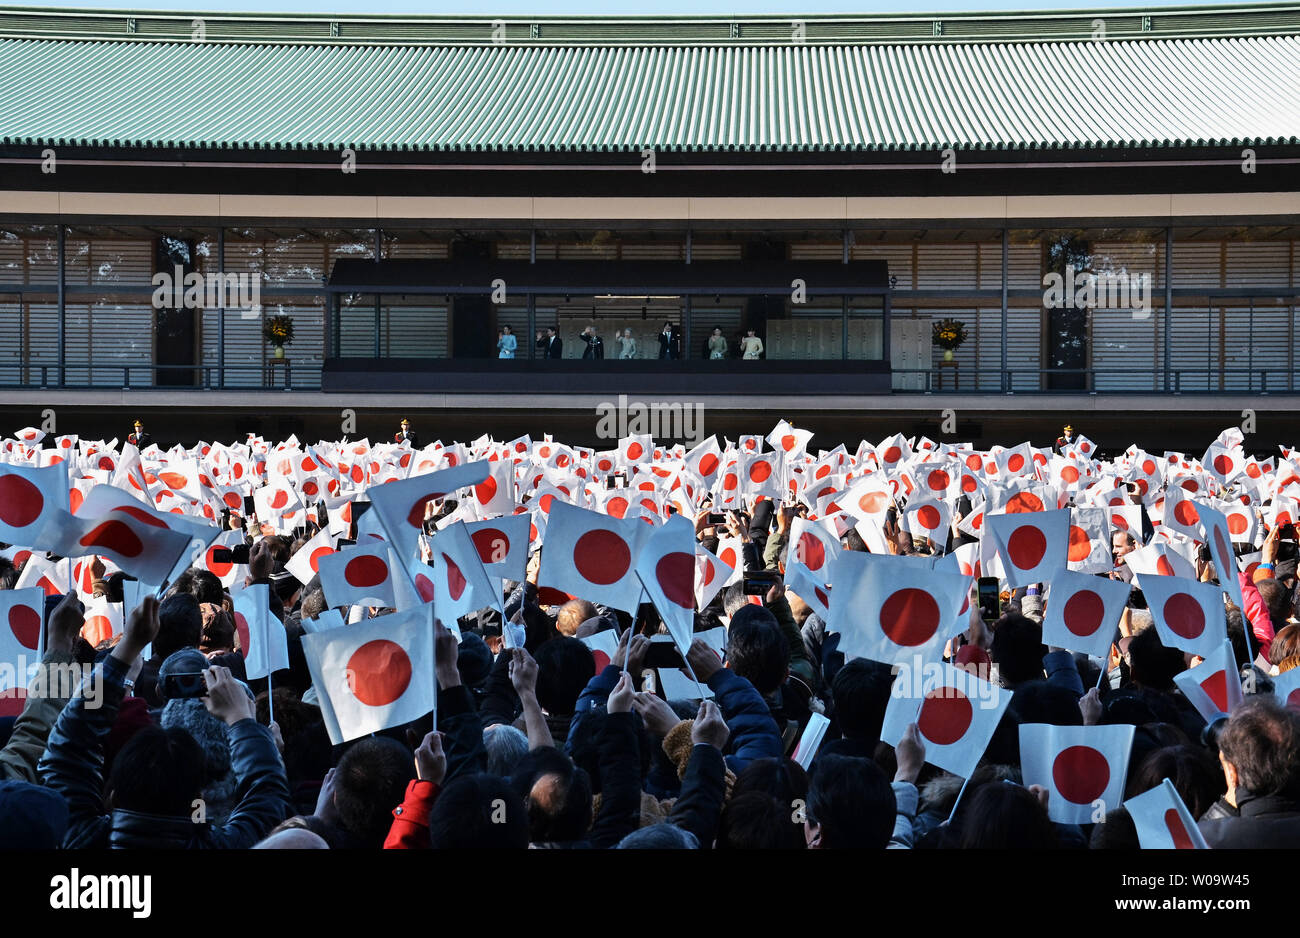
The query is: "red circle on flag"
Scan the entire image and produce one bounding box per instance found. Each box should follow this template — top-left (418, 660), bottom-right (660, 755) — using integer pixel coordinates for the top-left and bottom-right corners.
top-left (606, 496), bottom-right (629, 519)
top-left (1067, 525), bottom-right (1092, 562)
top-left (882, 446), bottom-right (902, 464)
top-left (206, 546), bottom-right (233, 578)
top-left (749, 461), bottom-right (772, 483)
top-left (1061, 465), bottom-right (1080, 484)
top-left (471, 527), bottom-right (508, 565)
top-left (234, 612), bottom-right (250, 656)
top-left (475, 477), bottom-right (498, 506)
top-left (269, 490), bottom-right (288, 510)
top-left (1173, 501), bottom-right (1200, 527)
top-left (1007, 525), bottom-right (1047, 570)
top-left (815, 464), bottom-right (831, 480)
top-left (1212, 454), bottom-right (1232, 477)
top-left (1164, 808), bottom-right (1195, 849)
top-left (1213, 529), bottom-right (1232, 567)
top-left (1063, 589), bottom-right (1105, 637)
top-left (1227, 513), bottom-right (1248, 536)
top-left (927, 470), bottom-right (950, 492)
top-left (626, 442), bottom-right (644, 460)
top-left (344, 555), bottom-right (388, 588)
top-left (1052, 745), bottom-right (1110, 804)
top-left (308, 545), bottom-right (334, 573)
top-left (98, 456), bottom-right (115, 471)
top-left (916, 505), bottom-right (941, 531)
top-left (441, 554), bottom-right (467, 601)
top-left (965, 454), bottom-right (982, 472)
top-left (720, 546), bottom-right (738, 569)
top-left (1199, 669), bottom-right (1230, 713)
top-left (722, 473), bottom-right (739, 492)
top-left (110, 505), bottom-right (166, 528)
top-left (702, 561), bottom-right (716, 587)
top-left (9, 604), bottom-right (40, 650)
top-left (1004, 492), bottom-right (1044, 513)
top-left (415, 573), bottom-right (436, 602)
top-left (79, 520), bottom-right (144, 558)
top-left (1006, 454), bottom-right (1025, 473)
top-left (346, 639), bottom-right (412, 707)
top-left (1141, 459), bottom-right (1156, 476)
top-left (916, 688), bottom-right (972, 745)
top-left (798, 531), bottom-right (826, 571)
top-left (698, 454), bottom-right (719, 477)
top-left (598, 458), bottom-right (613, 472)
top-left (1163, 593), bottom-right (1205, 640)
top-left (656, 552), bottom-right (696, 608)
top-left (879, 588), bottom-right (941, 647)
top-left (0, 474), bottom-right (43, 528)
top-left (573, 530), bottom-right (631, 585)
top-left (781, 434), bottom-right (796, 451)
top-left (0, 687), bottom-right (27, 719)
top-left (858, 491), bottom-right (888, 514)
top-left (1246, 463), bottom-right (1261, 479)
top-left (159, 471), bottom-right (189, 491)
top-left (69, 488), bottom-right (84, 514)
top-left (1180, 479), bottom-right (1198, 493)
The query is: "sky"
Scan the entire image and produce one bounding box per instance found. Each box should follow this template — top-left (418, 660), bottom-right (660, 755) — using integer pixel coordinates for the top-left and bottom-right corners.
top-left (11, 0), bottom-right (1250, 17)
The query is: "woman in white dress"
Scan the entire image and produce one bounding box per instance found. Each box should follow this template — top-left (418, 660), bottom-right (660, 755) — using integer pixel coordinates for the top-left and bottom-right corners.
top-left (740, 329), bottom-right (764, 360)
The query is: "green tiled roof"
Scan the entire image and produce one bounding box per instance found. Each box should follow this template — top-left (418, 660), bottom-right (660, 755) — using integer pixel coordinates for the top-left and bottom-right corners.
top-left (0, 8), bottom-right (1298, 152)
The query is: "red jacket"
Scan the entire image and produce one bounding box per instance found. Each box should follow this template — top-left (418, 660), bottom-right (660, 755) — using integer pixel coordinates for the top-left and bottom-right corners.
top-left (1239, 572), bottom-right (1275, 661)
top-left (383, 778), bottom-right (439, 849)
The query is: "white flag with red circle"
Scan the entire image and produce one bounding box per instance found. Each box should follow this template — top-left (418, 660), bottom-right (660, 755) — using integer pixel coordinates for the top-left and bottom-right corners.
top-left (302, 603), bottom-right (436, 745)
top-left (36, 502), bottom-right (193, 587)
top-left (1041, 568), bottom-right (1131, 659)
top-left (984, 509), bottom-right (1069, 588)
top-left (618, 434), bottom-right (653, 469)
top-left (318, 540), bottom-right (396, 608)
top-left (1067, 507), bottom-right (1112, 574)
top-left (79, 597), bottom-right (123, 648)
top-left (1271, 667), bottom-right (1300, 712)
top-left (767, 421), bottom-right (813, 461)
top-left (1124, 539), bottom-right (1196, 580)
top-left (694, 542), bottom-right (734, 610)
top-left (365, 461), bottom-right (492, 561)
top-left (1135, 574), bottom-right (1228, 659)
top-left (1124, 777), bottom-right (1208, 849)
top-left (828, 552), bottom-right (970, 667)
top-left (786, 517), bottom-right (840, 589)
top-left (901, 497), bottom-right (950, 543)
top-left (428, 521), bottom-right (505, 624)
top-left (15, 554), bottom-right (67, 597)
top-left (880, 662), bottom-right (1011, 780)
top-left (579, 628), bottom-right (620, 673)
top-left (713, 536), bottom-right (745, 588)
top-left (740, 453), bottom-right (782, 498)
top-left (1194, 502), bottom-right (1245, 626)
top-left (1020, 723), bottom-right (1135, 824)
top-left (635, 513), bottom-right (698, 655)
top-left (201, 530), bottom-right (248, 588)
top-left (464, 512), bottom-right (530, 585)
top-left (470, 458), bottom-right (516, 518)
top-left (684, 436), bottom-right (722, 486)
top-left (0, 461), bottom-right (68, 547)
top-left (0, 587), bottom-right (46, 671)
top-left (233, 583), bottom-right (289, 680)
top-left (538, 501), bottom-right (647, 614)
top-left (1172, 639), bottom-right (1243, 722)
top-left (1161, 486), bottom-right (1205, 540)
top-left (286, 529), bottom-right (337, 586)
top-left (1221, 502), bottom-right (1258, 546)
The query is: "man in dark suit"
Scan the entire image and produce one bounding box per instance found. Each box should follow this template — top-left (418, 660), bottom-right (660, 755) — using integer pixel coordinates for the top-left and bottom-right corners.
top-left (542, 327), bottom-right (563, 359)
top-left (657, 321), bottom-right (679, 360)
top-left (127, 420), bottom-right (152, 449)
top-left (578, 326), bottom-right (604, 360)
top-left (394, 418), bottom-right (420, 448)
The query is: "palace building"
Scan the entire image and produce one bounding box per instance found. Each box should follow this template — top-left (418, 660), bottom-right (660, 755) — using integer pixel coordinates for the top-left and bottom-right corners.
top-left (0, 4), bottom-right (1298, 446)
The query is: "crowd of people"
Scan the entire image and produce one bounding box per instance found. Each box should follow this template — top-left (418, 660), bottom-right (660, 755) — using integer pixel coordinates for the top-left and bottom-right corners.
top-left (517, 323), bottom-right (766, 360)
top-left (0, 419), bottom-right (1296, 852)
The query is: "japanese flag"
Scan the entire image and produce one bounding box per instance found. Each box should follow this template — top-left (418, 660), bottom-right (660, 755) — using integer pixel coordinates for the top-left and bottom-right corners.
top-left (713, 536), bottom-right (745, 588)
top-left (0, 461), bottom-right (68, 546)
top-left (684, 436), bottom-right (723, 485)
top-left (233, 583), bottom-right (289, 680)
top-left (16, 554), bottom-right (68, 597)
top-left (1271, 667), bottom-right (1300, 712)
top-left (1195, 503), bottom-right (1245, 625)
top-left (302, 603), bottom-right (436, 745)
top-left (538, 501), bottom-right (647, 614)
top-left (0, 588), bottom-right (46, 668)
top-left (1041, 569), bottom-right (1130, 659)
top-left (286, 529), bottom-right (337, 587)
top-left (1203, 444), bottom-right (1244, 485)
top-left (828, 552), bottom-right (970, 667)
top-left (1108, 503), bottom-right (1145, 542)
top-left (786, 518), bottom-right (840, 591)
top-left (318, 541), bottom-right (396, 608)
top-left (365, 461), bottom-right (491, 561)
top-left (694, 542), bottom-right (734, 611)
top-left (469, 458), bottom-right (516, 518)
top-left (984, 509), bottom-right (1069, 588)
top-left (36, 505), bottom-right (192, 587)
top-left (880, 663), bottom-right (1012, 780)
top-left (465, 513), bottom-right (530, 585)
top-left (635, 513), bottom-right (697, 655)
top-left (429, 522), bottom-right (505, 623)
top-left (767, 421), bottom-right (813, 461)
top-left (1135, 574), bottom-right (1227, 659)
top-left (618, 434), bottom-right (653, 468)
top-left (1125, 540), bottom-right (1196, 580)
top-left (80, 598), bottom-right (123, 647)
top-left (1221, 503), bottom-right (1258, 546)
top-left (1124, 778), bottom-right (1208, 850)
top-left (579, 628), bottom-right (620, 673)
top-left (1020, 723), bottom-right (1135, 824)
top-left (1172, 640), bottom-right (1243, 722)
top-left (902, 497), bottom-right (950, 543)
top-left (740, 453), bottom-right (782, 498)
top-left (994, 442), bottom-right (1034, 480)
top-left (201, 529), bottom-right (247, 588)
top-left (874, 434), bottom-right (911, 470)
top-left (1067, 507), bottom-right (1112, 574)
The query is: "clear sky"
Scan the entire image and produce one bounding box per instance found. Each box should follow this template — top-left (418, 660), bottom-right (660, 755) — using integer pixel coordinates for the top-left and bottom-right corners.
top-left (10, 0), bottom-right (1250, 17)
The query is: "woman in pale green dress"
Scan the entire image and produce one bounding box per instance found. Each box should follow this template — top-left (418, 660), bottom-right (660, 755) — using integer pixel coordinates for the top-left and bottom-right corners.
top-left (618, 328), bottom-right (638, 359)
top-left (707, 326), bottom-right (728, 359)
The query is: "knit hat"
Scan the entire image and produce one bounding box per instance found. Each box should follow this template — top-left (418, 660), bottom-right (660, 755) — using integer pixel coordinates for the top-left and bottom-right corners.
top-left (0, 780), bottom-right (68, 848)
top-left (161, 697), bottom-right (237, 822)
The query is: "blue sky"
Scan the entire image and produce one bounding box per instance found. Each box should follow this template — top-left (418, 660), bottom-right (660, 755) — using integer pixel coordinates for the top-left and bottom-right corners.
top-left (13, 0), bottom-right (1245, 16)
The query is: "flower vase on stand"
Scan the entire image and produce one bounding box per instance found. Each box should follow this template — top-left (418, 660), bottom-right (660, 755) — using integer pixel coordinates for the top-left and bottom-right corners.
top-left (943, 349), bottom-right (954, 362)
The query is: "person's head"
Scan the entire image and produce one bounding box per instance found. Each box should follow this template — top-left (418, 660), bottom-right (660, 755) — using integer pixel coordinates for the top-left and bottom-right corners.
top-left (623, 328), bottom-right (632, 337)
top-left (484, 724), bottom-right (530, 778)
top-left (511, 747), bottom-right (593, 844)
top-left (830, 658), bottom-right (895, 745)
top-left (989, 613), bottom-right (1046, 686)
top-left (746, 328), bottom-right (756, 337)
top-left (300, 588), bottom-right (327, 622)
top-left (502, 324), bottom-right (512, 335)
top-left (1256, 578), bottom-right (1294, 633)
top-left (254, 828), bottom-right (329, 849)
top-left (1270, 624), bottom-right (1300, 671)
top-left (958, 782), bottom-right (1058, 849)
top-left (616, 825), bottom-right (699, 849)
top-left (332, 737), bottom-right (417, 848)
top-left (726, 605), bottom-right (788, 695)
top-left (0, 780), bottom-right (68, 848)
top-left (546, 326), bottom-right (556, 337)
top-left (556, 599), bottom-right (599, 638)
top-left (1129, 744), bottom-right (1225, 818)
top-left (1216, 696), bottom-right (1300, 802)
top-left (1113, 531), bottom-right (1137, 560)
top-left (108, 726), bottom-right (208, 817)
top-left (718, 792), bottom-right (805, 849)
top-left (154, 593), bottom-right (203, 660)
top-left (429, 775), bottom-right (529, 849)
top-left (712, 326), bottom-right (722, 336)
top-left (533, 637), bottom-right (596, 716)
top-left (133, 420), bottom-right (144, 432)
top-left (663, 321), bottom-right (672, 331)
top-left (178, 568), bottom-right (224, 607)
top-left (804, 755), bottom-right (895, 849)
top-left (1125, 626), bottom-right (1186, 690)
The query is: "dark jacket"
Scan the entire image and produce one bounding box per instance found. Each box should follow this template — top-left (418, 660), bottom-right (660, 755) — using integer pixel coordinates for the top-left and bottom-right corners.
top-left (657, 330), bottom-right (679, 360)
top-left (38, 654), bottom-right (290, 849)
top-left (394, 430), bottom-right (420, 448)
top-left (668, 743), bottom-right (726, 848)
top-left (579, 333), bottom-right (604, 360)
top-left (706, 669), bottom-right (784, 773)
top-left (1198, 792), bottom-right (1300, 848)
